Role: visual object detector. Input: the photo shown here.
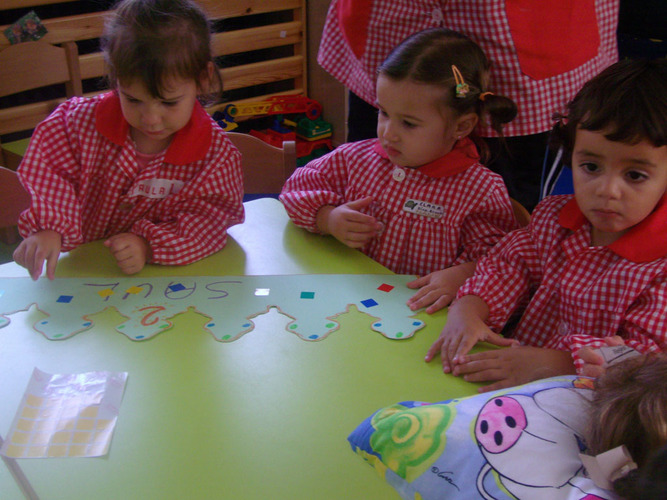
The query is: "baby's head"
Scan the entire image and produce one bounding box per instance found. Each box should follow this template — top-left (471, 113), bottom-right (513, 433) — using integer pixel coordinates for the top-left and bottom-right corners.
top-left (555, 59), bottom-right (667, 246)
top-left (586, 353), bottom-right (667, 494)
top-left (375, 28), bottom-right (516, 167)
top-left (102, 0), bottom-right (220, 101)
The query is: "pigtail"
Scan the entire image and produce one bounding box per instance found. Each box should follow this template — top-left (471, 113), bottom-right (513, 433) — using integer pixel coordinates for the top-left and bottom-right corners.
top-left (611, 468), bottom-right (641, 499)
top-left (612, 445), bottom-right (667, 500)
top-left (547, 111), bottom-right (573, 165)
top-left (479, 92), bottom-right (517, 136)
top-left (468, 91), bottom-right (517, 164)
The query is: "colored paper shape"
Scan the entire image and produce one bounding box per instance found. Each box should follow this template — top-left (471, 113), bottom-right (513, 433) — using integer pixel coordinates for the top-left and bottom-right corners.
top-left (0, 368), bottom-right (128, 459)
top-left (97, 288), bottom-right (115, 299)
top-left (360, 298), bottom-right (378, 308)
top-left (0, 275), bottom-right (426, 342)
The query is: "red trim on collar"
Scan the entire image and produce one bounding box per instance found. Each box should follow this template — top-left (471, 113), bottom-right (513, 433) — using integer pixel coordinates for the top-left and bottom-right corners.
top-left (95, 92), bottom-right (212, 165)
top-left (559, 196), bottom-right (667, 262)
top-left (558, 197), bottom-right (588, 230)
top-left (95, 92), bottom-right (129, 146)
top-left (373, 137), bottom-right (480, 178)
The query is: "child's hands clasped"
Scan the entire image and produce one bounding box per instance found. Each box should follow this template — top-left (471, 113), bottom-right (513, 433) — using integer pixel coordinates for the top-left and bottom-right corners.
top-left (406, 262), bottom-right (476, 314)
top-left (104, 232), bottom-right (150, 274)
top-left (317, 196), bottom-right (384, 248)
top-left (13, 230), bottom-right (62, 280)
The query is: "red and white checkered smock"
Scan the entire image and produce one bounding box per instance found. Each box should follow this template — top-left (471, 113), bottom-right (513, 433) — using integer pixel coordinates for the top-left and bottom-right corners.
top-left (17, 92), bottom-right (245, 265)
top-left (458, 195), bottom-right (667, 373)
top-left (317, 0), bottom-right (619, 137)
top-left (280, 138), bottom-right (519, 276)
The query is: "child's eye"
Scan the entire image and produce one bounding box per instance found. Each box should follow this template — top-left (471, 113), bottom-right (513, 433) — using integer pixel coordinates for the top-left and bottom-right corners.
top-left (626, 170), bottom-right (648, 182)
top-left (579, 162), bottom-right (600, 174)
top-left (402, 120), bottom-right (417, 129)
top-left (162, 100), bottom-right (179, 107)
top-left (378, 109), bottom-right (388, 118)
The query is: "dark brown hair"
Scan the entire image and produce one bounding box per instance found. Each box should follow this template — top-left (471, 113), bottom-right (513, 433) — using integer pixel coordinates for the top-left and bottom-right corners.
top-left (101, 0), bottom-right (222, 103)
top-left (378, 28), bottom-right (517, 159)
top-left (586, 354), bottom-right (667, 497)
top-left (552, 58), bottom-right (667, 161)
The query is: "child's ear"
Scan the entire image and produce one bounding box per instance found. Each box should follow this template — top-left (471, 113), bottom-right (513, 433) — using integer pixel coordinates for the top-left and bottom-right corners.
top-left (198, 62), bottom-right (216, 93)
top-left (454, 112), bottom-right (478, 139)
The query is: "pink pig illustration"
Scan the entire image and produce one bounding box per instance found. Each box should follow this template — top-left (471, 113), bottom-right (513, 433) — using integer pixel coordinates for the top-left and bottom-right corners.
top-left (474, 387), bottom-right (610, 500)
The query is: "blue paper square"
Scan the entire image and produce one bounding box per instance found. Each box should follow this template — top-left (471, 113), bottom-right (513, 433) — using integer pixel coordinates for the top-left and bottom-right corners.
top-left (169, 283), bottom-right (186, 292)
top-left (361, 298), bottom-right (378, 308)
top-left (300, 291), bottom-right (315, 299)
top-left (57, 295), bottom-right (73, 303)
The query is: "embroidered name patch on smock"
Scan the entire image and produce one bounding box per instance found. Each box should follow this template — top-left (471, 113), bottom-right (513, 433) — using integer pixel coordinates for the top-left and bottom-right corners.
top-left (129, 179), bottom-right (185, 199)
top-left (402, 199), bottom-right (444, 219)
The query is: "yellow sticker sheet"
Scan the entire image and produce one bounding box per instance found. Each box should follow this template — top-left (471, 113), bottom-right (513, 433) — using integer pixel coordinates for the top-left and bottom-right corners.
top-left (1, 368), bottom-right (128, 458)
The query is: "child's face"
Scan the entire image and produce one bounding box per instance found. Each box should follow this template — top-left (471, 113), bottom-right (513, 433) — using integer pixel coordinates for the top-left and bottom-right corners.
top-left (117, 77), bottom-right (199, 154)
top-left (572, 128), bottom-right (667, 246)
top-left (376, 75), bottom-right (462, 168)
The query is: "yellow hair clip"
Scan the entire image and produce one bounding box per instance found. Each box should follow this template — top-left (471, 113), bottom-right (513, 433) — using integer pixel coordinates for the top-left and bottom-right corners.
top-left (451, 65), bottom-right (470, 98)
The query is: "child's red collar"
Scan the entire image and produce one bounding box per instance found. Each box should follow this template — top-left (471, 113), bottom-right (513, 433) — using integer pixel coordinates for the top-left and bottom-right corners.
top-left (95, 91), bottom-right (212, 165)
top-left (559, 195), bottom-right (667, 262)
top-left (373, 137), bottom-right (480, 178)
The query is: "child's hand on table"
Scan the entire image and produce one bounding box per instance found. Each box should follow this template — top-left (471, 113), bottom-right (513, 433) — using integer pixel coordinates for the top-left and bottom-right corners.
top-left (425, 295), bottom-right (517, 374)
top-left (104, 233), bottom-right (150, 274)
top-left (13, 229), bottom-right (62, 280)
top-left (316, 196), bottom-right (383, 248)
top-left (406, 262), bottom-right (476, 314)
top-left (452, 346), bottom-right (576, 393)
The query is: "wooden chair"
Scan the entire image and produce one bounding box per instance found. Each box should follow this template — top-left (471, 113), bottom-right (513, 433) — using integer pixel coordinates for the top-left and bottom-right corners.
top-left (510, 198), bottom-right (531, 227)
top-left (226, 131), bottom-right (297, 198)
top-left (0, 40), bottom-right (82, 170)
top-left (0, 166), bottom-right (30, 245)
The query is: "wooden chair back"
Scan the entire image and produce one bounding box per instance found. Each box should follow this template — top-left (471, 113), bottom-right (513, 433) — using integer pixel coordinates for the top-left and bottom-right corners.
top-left (226, 132), bottom-right (297, 196)
top-left (510, 198), bottom-right (531, 227)
top-left (0, 166), bottom-right (30, 244)
top-left (0, 40), bottom-right (82, 169)
top-left (0, 40), bottom-right (81, 97)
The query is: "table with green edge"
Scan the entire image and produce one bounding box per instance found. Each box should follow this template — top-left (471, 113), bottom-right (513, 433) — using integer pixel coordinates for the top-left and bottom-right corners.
top-left (0, 197), bottom-right (479, 500)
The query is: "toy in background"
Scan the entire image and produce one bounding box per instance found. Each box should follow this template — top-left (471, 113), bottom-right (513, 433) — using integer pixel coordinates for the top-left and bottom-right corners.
top-left (213, 95), bottom-right (334, 167)
top-left (2, 11), bottom-right (47, 44)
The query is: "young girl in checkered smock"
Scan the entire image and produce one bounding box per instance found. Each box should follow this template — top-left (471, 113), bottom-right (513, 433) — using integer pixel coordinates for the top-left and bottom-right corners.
top-left (280, 28), bottom-right (519, 312)
top-left (14, 0), bottom-right (244, 280)
top-left (426, 59), bottom-right (667, 393)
